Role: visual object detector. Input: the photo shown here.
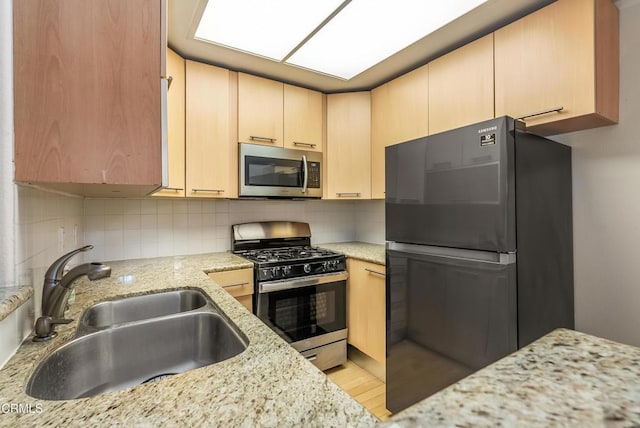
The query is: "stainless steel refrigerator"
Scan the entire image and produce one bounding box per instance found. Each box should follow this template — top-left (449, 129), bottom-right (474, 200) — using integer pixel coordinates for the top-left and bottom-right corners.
top-left (385, 116), bottom-right (574, 413)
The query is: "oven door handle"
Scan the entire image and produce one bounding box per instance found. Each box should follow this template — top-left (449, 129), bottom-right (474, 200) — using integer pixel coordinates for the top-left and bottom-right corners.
top-left (301, 155), bottom-right (308, 194)
top-left (259, 271), bottom-right (348, 294)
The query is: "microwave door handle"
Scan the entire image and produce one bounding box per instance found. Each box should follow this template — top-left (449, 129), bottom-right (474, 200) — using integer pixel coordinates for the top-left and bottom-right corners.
top-left (301, 155), bottom-right (308, 194)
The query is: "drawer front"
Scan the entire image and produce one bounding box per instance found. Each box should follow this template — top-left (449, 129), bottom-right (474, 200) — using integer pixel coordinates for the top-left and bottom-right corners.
top-left (208, 268), bottom-right (254, 297)
top-left (357, 260), bottom-right (386, 278)
top-left (300, 339), bottom-right (347, 371)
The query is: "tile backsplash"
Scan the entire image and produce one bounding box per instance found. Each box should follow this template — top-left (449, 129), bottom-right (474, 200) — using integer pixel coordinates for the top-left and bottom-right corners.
top-left (353, 200), bottom-right (385, 245)
top-left (83, 198), bottom-right (384, 262)
top-left (15, 186), bottom-right (86, 314)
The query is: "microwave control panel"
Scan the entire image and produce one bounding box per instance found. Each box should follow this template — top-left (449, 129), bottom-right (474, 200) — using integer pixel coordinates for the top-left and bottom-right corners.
top-left (307, 162), bottom-right (321, 188)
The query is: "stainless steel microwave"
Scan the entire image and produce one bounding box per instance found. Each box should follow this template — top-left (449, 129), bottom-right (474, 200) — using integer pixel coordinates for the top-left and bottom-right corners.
top-left (239, 143), bottom-right (322, 198)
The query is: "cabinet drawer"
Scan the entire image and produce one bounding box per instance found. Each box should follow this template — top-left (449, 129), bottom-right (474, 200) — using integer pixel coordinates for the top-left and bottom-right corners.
top-left (208, 268), bottom-right (254, 297)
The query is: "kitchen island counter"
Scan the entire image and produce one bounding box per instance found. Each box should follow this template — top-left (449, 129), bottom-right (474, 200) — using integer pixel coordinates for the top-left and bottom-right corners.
top-left (381, 328), bottom-right (640, 427)
top-left (0, 252), bottom-right (376, 427)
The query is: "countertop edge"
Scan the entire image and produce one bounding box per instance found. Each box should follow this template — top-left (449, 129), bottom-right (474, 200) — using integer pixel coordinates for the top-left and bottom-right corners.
top-left (0, 285), bottom-right (34, 322)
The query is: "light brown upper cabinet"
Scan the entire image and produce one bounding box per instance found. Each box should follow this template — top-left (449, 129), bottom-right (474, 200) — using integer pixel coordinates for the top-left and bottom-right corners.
top-left (185, 61), bottom-right (238, 199)
top-left (429, 34), bottom-right (495, 135)
top-left (238, 73), bottom-right (284, 146)
top-left (283, 84), bottom-right (324, 152)
top-left (13, 0), bottom-right (166, 197)
top-left (371, 64), bottom-right (429, 199)
top-left (326, 92), bottom-right (372, 200)
top-left (494, 0), bottom-right (619, 135)
top-left (154, 48), bottom-right (186, 198)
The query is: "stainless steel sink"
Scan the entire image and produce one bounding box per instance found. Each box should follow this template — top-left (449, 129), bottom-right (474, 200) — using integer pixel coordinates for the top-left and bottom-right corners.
top-left (78, 289), bottom-right (207, 331)
top-left (27, 290), bottom-right (249, 400)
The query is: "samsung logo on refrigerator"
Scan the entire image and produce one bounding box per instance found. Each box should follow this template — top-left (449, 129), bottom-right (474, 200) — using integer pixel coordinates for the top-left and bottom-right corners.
top-left (477, 126), bottom-right (498, 134)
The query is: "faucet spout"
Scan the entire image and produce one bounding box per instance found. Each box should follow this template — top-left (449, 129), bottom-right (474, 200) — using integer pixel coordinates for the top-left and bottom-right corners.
top-left (44, 263), bottom-right (112, 320)
top-left (42, 245), bottom-right (93, 309)
top-left (34, 247), bottom-right (111, 342)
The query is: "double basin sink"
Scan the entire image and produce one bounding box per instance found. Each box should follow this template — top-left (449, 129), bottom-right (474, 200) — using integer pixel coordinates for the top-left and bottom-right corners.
top-left (27, 289), bottom-right (249, 400)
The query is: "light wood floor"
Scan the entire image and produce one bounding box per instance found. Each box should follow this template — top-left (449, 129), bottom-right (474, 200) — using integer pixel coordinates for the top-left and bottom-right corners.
top-left (325, 360), bottom-right (392, 421)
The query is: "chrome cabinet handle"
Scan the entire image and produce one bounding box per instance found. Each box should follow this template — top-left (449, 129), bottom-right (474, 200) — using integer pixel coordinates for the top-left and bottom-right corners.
top-left (161, 75), bottom-right (173, 90)
top-left (301, 155), bottom-right (308, 194)
top-left (336, 192), bottom-right (361, 197)
top-left (192, 188), bottom-right (224, 193)
top-left (517, 106), bottom-right (563, 121)
top-left (164, 187), bottom-right (184, 191)
top-left (222, 281), bottom-right (250, 289)
top-left (293, 142), bottom-right (317, 148)
top-left (250, 136), bottom-right (277, 143)
top-left (305, 355), bottom-right (318, 362)
top-left (365, 268), bottom-right (385, 277)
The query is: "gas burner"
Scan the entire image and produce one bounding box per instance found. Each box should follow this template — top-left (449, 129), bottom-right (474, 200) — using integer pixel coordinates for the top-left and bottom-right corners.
top-left (240, 246), bottom-right (342, 264)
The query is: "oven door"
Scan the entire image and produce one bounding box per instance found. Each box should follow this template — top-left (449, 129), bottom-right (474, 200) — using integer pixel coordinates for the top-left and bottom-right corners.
top-left (240, 143), bottom-right (322, 198)
top-left (256, 272), bottom-right (347, 350)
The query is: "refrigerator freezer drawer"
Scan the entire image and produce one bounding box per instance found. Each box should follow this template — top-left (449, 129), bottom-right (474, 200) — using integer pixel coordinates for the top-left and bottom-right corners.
top-left (386, 244), bottom-right (517, 413)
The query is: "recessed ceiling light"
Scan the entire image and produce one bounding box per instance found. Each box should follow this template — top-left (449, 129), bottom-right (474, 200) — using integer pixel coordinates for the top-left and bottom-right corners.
top-left (286, 0), bottom-right (489, 79)
top-left (194, 0), bottom-right (344, 61)
top-left (194, 0), bottom-right (488, 80)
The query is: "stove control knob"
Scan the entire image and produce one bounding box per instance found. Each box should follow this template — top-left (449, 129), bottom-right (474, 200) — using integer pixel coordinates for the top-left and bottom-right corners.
top-left (322, 261), bottom-right (329, 272)
top-left (282, 266), bottom-right (291, 275)
top-left (303, 264), bottom-right (312, 274)
top-left (271, 267), bottom-right (281, 277)
top-left (261, 269), bottom-right (271, 280)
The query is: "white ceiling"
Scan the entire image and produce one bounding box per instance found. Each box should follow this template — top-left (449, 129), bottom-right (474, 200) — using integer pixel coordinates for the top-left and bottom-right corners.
top-left (168, 0), bottom-right (554, 93)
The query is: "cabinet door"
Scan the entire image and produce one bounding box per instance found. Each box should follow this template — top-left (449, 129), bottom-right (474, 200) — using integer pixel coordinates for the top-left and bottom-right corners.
top-left (326, 92), bottom-right (371, 200)
top-left (154, 48), bottom-right (186, 198)
top-left (208, 268), bottom-right (254, 312)
top-left (347, 259), bottom-right (386, 364)
top-left (371, 64), bottom-right (429, 199)
top-left (283, 84), bottom-right (323, 152)
top-left (238, 73), bottom-right (284, 146)
top-left (495, 0), bottom-right (618, 135)
top-left (185, 61), bottom-right (238, 198)
top-left (13, 0), bottom-right (164, 197)
top-left (429, 34), bottom-right (494, 135)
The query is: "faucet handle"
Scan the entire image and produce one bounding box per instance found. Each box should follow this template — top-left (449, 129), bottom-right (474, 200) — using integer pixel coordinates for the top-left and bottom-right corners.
top-left (44, 245), bottom-right (94, 282)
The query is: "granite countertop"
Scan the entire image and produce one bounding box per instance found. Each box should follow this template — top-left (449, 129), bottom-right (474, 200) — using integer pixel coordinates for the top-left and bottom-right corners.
top-left (318, 242), bottom-right (385, 265)
top-left (0, 285), bottom-right (34, 322)
top-left (381, 328), bottom-right (640, 427)
top-left (0, 252), bottom-right (377, 427)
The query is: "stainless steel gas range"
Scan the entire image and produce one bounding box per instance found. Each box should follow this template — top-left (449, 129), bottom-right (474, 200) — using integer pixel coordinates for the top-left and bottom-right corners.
top-left (232, 221), bottom-right (347, 371)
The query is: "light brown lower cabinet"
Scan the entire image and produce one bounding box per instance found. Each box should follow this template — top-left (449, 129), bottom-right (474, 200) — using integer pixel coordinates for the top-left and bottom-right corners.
top-left (347, 259), bottom-right (386, 364)
top-left (208, 268), bottom-right (254, 312)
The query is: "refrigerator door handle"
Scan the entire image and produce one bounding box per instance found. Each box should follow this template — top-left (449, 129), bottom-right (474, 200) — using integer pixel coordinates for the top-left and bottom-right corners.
top-left (387, 242), bottom-right (516, 265)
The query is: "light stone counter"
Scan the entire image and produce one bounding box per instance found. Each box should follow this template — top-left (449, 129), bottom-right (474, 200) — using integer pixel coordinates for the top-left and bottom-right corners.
top-left (0, 286), bottom-right (34, 322)
top-left (0, 252), bottom-right (377, 427)
top-left (381, 328), bottom-right (640, 427)
top-left (318, 242), bottom-right (385, 265)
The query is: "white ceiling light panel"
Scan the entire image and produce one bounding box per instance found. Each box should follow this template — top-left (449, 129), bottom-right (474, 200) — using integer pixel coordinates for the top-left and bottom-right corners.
top-left (286, 0), bottom-right (488, 79)
top-left (195, 0), bottom-right (344, 61)
top-left (195, 0), bottom-right (488, 80)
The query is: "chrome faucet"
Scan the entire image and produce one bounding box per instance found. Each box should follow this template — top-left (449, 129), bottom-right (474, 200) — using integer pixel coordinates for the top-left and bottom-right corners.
top-left (34, 245), bottom-right (111, 342)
